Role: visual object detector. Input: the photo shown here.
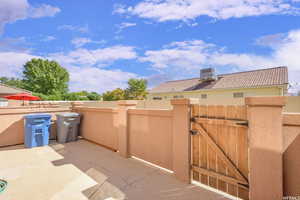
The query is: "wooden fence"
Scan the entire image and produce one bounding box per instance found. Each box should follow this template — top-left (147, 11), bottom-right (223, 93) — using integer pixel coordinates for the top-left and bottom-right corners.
top-left (191, 105), bottom-right (249, 199)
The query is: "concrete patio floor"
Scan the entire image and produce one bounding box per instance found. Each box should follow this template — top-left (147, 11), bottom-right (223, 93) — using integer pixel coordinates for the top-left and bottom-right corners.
top-left (0, 140), bottom-right (229, 200)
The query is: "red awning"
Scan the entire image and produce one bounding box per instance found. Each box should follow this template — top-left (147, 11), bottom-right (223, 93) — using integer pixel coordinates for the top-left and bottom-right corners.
top-left (4, 93), bottom-right (40, 101)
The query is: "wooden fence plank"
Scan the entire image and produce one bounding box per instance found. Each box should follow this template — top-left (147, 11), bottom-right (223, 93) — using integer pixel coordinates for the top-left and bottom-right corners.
top-left (217, 122), bottom-right (227, 193)
top-left (192, 105), bottom-right (200, 181)
top-left (195, 123), bottom-right (248, 185)
top-left (227, 126), bottom-right (238, 196)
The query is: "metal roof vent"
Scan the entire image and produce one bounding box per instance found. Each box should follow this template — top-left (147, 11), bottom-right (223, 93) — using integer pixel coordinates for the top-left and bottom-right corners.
top-left (200, 68), bottom-right (216, 81)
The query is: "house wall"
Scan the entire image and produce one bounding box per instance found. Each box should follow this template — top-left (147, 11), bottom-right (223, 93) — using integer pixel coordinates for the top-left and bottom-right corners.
top-left (148, 86), bottom-right (284, 105)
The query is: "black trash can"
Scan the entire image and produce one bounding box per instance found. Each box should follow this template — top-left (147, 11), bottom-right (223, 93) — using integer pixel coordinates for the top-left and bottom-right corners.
top-left (56, 113), bottom-right (80, 143)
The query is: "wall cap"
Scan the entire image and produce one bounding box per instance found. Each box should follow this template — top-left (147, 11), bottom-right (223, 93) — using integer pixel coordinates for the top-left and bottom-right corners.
top-left (117, 100), bottom-right (138, 106)
top-left (171, 98), bottom-right (190, 105)
top-left (71, 102), bottom-right (84, 107)
top-left (171, 98), bottom-right (199, 105)
top-left (245, 96), bottom-right (287, 107)
top-left (283, 113), bottom-right (300, 126)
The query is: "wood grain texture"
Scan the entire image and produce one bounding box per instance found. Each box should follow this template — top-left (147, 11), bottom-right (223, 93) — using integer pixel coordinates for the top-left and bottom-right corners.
top-left (191, 105), bottom-right (249, 200)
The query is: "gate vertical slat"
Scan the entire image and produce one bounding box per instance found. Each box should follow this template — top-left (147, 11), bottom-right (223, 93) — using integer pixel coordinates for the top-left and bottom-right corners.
top-left (227, 125), bottom-right (238, 196)
top-left (237, 126), bottom-right (249, 199)
top-left (192, 104), bottom-right (200, 181)
top-left (199, 105), bottom-right (208, 184)
top-left (217, 106), bottom-right (227, 193)
top-left (207, 121), bottom-right (217, 188)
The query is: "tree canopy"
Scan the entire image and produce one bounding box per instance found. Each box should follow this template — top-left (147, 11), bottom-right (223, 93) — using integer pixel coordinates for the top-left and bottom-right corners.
top-left (0, 77), bottom-right (24, 89)
top-left (0, 59), bottom-right (146, 101)
top-left (23, 59), bottom-right (69, 96)
top-left (102, 88), bottom-right (126, 101)
top-left (1, 59), bottom-right (101, 101)
top-left (102, 79), bottom-right (148, 101)
top-left (126, 78), bottom-right (148, 100)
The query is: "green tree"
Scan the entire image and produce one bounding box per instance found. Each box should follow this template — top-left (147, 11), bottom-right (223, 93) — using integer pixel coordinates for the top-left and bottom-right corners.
top-left (22, 59), bottom-right (69, 96)
top-left (102, 88), bottom-right (125, 101)
top-left (0, 77), bottom-right (24, 89)
top-left (125, 78), bottom-right (148, 100)
top-left (87, 92), bottom-right (101, 100)
top-left (62, 91), bottom-right (101, 101)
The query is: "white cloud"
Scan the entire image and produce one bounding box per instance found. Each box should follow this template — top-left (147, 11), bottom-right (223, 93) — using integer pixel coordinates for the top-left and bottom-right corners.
top-left (115, 0), bottom-right (300, 22)
top-left (0, 51), bottom-right (40, 77)
top-left (255, 33), bottom-right (287, 48)
top-left (48, 45), bottom-right (139, 92)
top-left (140, 40), bottom-right (215, 70)
top-left (28, 4), bottom-right (60, 18)
top-left (116, 22), bottom-right (137, 33)
top-left (58, 24), bottom-right (89, 33)
top-left (68, 67), bottom-right (137, 93)
top-left (0, 46), bottom-right (139, 93)
top-left (141, 29), bottom-right (300, 92)
top-left (50, 45), bottom-right (137, 66)
top-left (0, 37), bottom-right (28, 52)
top-left (0, 0), bottom-right (60, 33)
top-left (71, 37), bottom-right (105, 48)
top-left (42, 36), bottom-right (56, 42)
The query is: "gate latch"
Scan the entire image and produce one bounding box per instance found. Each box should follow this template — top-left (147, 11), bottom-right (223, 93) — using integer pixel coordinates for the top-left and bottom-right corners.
top-left (190, 130), bottom-right (199, 135)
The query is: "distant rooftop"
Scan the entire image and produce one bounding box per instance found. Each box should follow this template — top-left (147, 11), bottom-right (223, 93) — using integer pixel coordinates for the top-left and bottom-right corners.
top-left (0, 83), bottom-right (31, 95)
top-left (150, 66), bottom-right (288, 93)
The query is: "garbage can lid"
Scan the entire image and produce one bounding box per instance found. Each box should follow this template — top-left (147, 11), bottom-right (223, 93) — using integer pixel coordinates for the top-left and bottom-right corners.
top-left (56, 112), bottom-right (80, 118)
top-left (24, 113), bottom-right (51, 119)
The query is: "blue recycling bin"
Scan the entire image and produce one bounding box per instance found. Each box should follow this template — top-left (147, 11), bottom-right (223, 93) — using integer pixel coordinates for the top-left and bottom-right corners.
top-left (24, 114), bottom-right (51, 148)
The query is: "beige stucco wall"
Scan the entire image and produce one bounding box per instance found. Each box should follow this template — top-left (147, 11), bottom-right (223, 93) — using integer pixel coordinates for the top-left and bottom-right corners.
top-left (30, 100), bottom-right (172, 109)
top-left (0, 107), bottom-right (71, 147)
top-left (285, 96), bottom-right (300, 113)
top-left (75, 107), bottom-right (119, 151)
top-left (128, 109), bottom-right (173, 170)
top-left (282, 113), bottom-right (300, 196)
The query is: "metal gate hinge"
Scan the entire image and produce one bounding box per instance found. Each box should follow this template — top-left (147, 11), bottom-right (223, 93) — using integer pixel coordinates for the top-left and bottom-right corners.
top-left (190, 130), bottom-right (199, 135)
top-left (190, 117), bottom-right (197, 123)
top-left (235, 121), bottom-right (248, 127)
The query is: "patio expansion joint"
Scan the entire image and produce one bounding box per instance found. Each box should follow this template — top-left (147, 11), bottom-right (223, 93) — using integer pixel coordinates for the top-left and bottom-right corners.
top-left (120, 168), bottom-right (161, 190)
top-left (87, 180), bottom-right (107, 199)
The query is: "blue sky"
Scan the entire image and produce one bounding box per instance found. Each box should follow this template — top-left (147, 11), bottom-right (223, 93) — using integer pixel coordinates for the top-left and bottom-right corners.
top-left (1, 0), bottom-right (300, 93)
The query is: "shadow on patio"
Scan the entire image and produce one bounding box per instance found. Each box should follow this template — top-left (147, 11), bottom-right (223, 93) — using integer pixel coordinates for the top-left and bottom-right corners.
top-left (50, 139), bottom-right (228, 200)
top-left (0, 139), bottom-right (228, 200)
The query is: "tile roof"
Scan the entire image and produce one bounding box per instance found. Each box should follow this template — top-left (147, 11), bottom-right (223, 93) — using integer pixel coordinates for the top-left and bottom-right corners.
top-left (0, 83), bottom-right (31, 95)
top-left (150, 66), bottom-right (288, 93)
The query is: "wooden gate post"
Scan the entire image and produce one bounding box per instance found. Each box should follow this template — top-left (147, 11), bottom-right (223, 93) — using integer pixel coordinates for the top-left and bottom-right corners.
top-left (117, 100), bottom-right (137, 158)
top-left (171, 99), bottom-right (193, 183)
top-left (246, 96), bottom-right (286, 200)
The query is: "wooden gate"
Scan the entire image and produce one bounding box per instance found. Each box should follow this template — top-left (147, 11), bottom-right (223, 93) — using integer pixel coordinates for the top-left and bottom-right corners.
top-left (191, 105), bottom-right (249, 200)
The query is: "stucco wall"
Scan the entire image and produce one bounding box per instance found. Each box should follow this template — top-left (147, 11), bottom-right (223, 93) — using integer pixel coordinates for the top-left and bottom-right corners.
top-left (282, 113), bottom-right (300, 196)
top-left (0, 107), bottom-right (71, 147)
top-left (75, 107), bottom-right (119, 151)
top-left (285, 96), bottom-right (300, 113)
top-left (30, 100), bottom-right (172, 109)
top-left (128, 109), bottom-right (173, 170)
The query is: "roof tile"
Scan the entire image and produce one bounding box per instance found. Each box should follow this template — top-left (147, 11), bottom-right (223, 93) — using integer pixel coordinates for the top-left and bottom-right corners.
top-left (150, 67), bottom-right (288, 93)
